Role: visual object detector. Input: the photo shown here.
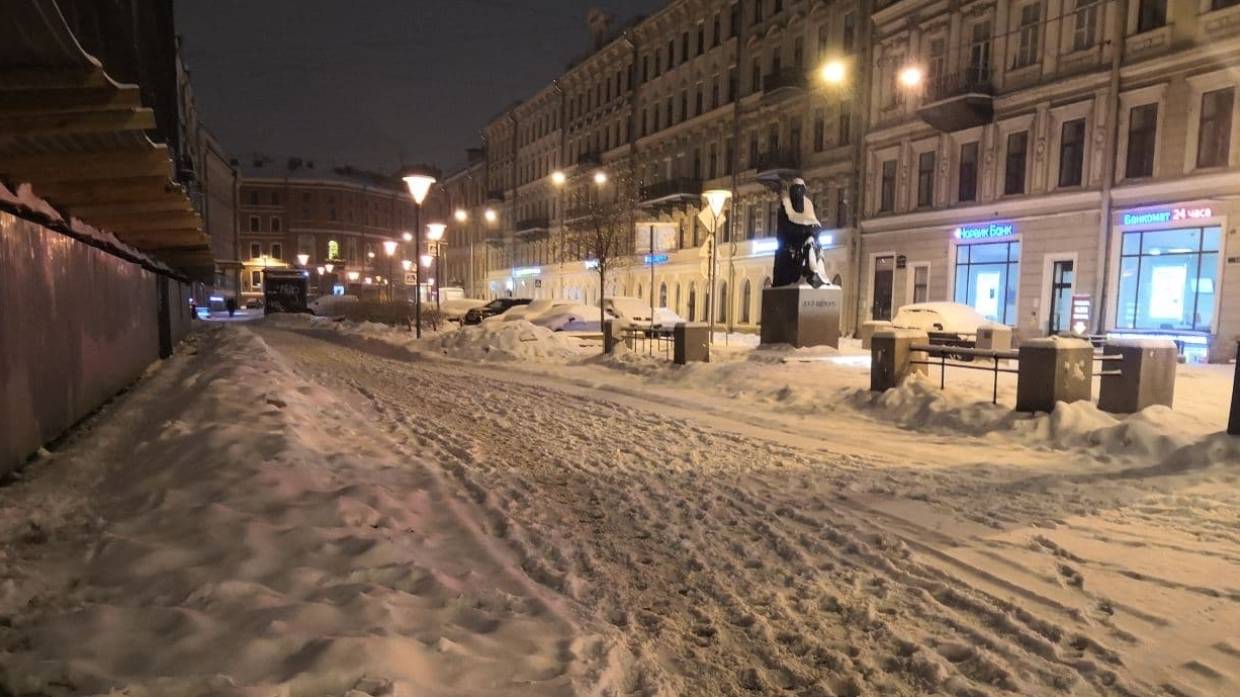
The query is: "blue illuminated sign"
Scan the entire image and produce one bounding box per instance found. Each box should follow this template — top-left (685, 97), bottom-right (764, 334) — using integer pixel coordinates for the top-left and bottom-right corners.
top-left (643, 254), bottom-right (669, 265)
top-left (583, 259), bottom-right (599, 270)
top-left (752, 238), bottom-right (779, 255)
top-left (1121, 206), bottom-right (1213, 226)
top-left (512, 266), bottom-right (541, 277)
top-left (955, 222), bottom-right (1015, 241)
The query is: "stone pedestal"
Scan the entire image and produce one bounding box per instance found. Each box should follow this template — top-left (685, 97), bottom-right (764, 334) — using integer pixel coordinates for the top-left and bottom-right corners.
top-left (1098, 339), bottom-right (1178, 414)
top-left (759, 285), bottom-right (842, 349)
top-left (673, 322), bottom-right (709, 364)
top-left (1016, 338), bottom-right (1094, 413)
top-left (602, 320), bottom-right (622, 354)
top-left (870, 328), bottom-right (929, 392)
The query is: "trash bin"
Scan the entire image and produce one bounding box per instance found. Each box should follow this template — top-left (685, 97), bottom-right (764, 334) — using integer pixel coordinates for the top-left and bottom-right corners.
top-left (860, 320), bottom-right (892, 350)
top-left (1098, 339), bottom-right (1177, 414)
top-left (674, 322), bottom-right (709, 364)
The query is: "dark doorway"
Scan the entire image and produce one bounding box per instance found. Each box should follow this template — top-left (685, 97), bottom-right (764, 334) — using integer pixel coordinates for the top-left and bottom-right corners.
top-left (872, 255), bottom-right (895, 321)
top-left (157, 276), bottom-right (172, 358)
top-left (1048, 259), bottom-right (1074, 334)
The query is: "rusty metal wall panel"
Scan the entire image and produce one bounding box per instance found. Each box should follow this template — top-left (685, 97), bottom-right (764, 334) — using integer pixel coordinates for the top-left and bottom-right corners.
top-left (0, 210), bottom-right (159, 474)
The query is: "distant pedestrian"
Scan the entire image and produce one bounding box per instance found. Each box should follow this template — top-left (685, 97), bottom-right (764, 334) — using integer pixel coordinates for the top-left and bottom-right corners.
top-left (226, 297), bottom-right (237, 318)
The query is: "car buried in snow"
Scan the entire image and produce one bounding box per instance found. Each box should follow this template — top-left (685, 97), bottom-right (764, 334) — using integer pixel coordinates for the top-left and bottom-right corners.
top-left (462, 298), bottom-right (533, 325)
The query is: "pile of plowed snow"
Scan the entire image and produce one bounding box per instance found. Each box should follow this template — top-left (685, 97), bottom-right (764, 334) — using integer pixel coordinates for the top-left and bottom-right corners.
top-left (420, 320), bottom-right (584, 362)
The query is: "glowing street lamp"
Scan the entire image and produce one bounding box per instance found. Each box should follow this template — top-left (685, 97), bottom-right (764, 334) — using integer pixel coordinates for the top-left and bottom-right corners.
top-left (454, 208), bottom-right (468, 222)
top-left (420, 254), bottom-right (433, 268)
top-left (593, 170), bottom-right (608, 186)
top-left (346, 270), bottom-right (360, 282)
top-left (426, 223), bottom-right (446, 242)
top-left (898, 65), bottom-right (924, 89)
top-left (484, 208), bottom-right (498, 223)
top-left (551, 170), bottom-right (567, 186)
top-left (701, 189), bottom-right (733, 361)
top-left (401, 259), bottom-right (413, 271)
top-left (324, 263), bottom-right (334, 273)
top-left (820, 60), bottom-right (846, 86)
top-left (426, 223), bottom-right (447, 310)
top-left (296, 253), bottom-right (310, 266)
top-left (402, 231), bottom-right (413, 242)
top-left (316, 266), bottom-right (325, 275)
top-left (402, 169), bottom-right (437, 337)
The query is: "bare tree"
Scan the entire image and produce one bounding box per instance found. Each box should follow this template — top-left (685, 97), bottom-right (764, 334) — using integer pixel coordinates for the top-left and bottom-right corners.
top-left (562, 168), bottom-right (635, 326)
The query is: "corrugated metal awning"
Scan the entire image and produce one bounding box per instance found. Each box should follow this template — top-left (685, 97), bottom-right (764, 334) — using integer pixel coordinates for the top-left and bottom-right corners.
top-left (0, 0), bottom-right (211, 275)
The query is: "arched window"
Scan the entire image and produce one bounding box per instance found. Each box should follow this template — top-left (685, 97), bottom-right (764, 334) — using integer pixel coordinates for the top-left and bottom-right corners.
top-left (637, 283), bottom-right (643, 299)
top-left (741, 279), bottom-right (752, 323)
top-left (688, 283), bottom-right (697, 321)
top-left (718, 281), bottom-right (728, 322)
top-left (659, 282), bottom-right (668, 308)
top-left (675, 284), bottom-right (682, 313)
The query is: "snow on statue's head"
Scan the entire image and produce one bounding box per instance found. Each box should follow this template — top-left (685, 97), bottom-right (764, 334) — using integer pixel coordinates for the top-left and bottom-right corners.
top-left (789, 177), bottom-right (808, 213)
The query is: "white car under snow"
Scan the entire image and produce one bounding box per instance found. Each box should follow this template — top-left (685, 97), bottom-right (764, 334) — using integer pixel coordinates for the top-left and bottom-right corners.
top-left (531, 303), bottom-right (615, 332)
top-left (890, 302), bottom-right (998, 340)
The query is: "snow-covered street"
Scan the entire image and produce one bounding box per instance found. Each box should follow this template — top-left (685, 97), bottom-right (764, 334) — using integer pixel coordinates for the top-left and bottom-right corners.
top-left (2, 322), bottom-right (1238, 696)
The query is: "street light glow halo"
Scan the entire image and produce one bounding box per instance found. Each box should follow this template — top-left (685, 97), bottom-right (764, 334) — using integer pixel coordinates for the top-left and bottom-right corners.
top-left (593, 170), bottom-right (607, 185)
top-left (402, 174), bottom-right (436, 204)
top-left (820, 60), bottom-right (846, 85)
top-left (454, 208), bottom-right (468, 222)
top-left (382, 240), bottom-right (398, 256)
top-left (426, 222), bottom-right (447, 241)
top-left (551, 170), bottom-right (567, 186)
top-left (898, 65), bottom-right (924, 88)
top-left (702, 189), bottom-right (733, 217)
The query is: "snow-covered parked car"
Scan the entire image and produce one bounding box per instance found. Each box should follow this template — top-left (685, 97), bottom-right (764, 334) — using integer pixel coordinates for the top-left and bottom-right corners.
top-left (440, 297), bottom-right (487, 323)
top-left (308, 293), bottom-right (359, 318)
top-left (463, 298), bottom-right (532, 325)
top-left (604, 296), bottom-right (684, 334)
top-left (891, 302), bottom-right (998, 344)
top-left (482, 299), bottom-right (574, 324)
top-left (531, 303), bottom-right (616, 332)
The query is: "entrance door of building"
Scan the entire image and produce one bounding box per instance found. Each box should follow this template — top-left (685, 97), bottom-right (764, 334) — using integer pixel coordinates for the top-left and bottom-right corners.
top-left (872, 255), bottom-right (895, 321)
top-left (1047, 259), bottom-right (1074, 335)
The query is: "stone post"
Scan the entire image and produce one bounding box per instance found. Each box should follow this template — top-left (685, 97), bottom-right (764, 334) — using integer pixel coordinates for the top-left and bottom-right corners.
top-left (870, 328), bottom-right (929, 392)
top-left (673, 322), bottom-right (709, 364)
top-left (1016, 337), bottom-right (1094, 413)
top-left (1098, 339), bottom-right (1178, 414)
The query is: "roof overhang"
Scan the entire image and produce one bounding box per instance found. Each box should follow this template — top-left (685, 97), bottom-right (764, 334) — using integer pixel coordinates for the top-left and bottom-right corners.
top-left (0, 0), bottom-right (211, 278)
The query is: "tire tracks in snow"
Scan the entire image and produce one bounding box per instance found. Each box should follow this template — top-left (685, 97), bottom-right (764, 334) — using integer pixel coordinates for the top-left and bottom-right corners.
top-left (259, 327), bottom-right (1167, 697)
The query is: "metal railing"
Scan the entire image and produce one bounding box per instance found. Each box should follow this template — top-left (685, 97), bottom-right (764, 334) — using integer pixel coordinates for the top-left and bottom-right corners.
top-left (925, 67), bottom-right (994, 102)
top-left (639, 177), bottom-right (702, 202)
top-left (909, 343), bottom-right (1019, 404)
top-left (754, 148), bottom-right (801, 172)
top-left (762, 67), bottom-right (807, 92)
top-left (620, 324), bottom-right (674, 359)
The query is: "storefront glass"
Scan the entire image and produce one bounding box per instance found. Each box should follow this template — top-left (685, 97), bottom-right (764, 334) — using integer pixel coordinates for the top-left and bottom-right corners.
top-left (953, 241), bottom-right (1020, 325)
top-left (1116, 226), bottom-right (1220, 331)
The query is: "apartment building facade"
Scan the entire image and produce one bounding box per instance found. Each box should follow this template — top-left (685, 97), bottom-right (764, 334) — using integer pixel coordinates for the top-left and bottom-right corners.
top-left (237, 158), bottom-right (417, 301)
top-left (861, 0), bottom-right (1240, 361)
top-left (460, 0), bottom-right (866, 330)
top-left (441, 0), bottom-right (1239, 361)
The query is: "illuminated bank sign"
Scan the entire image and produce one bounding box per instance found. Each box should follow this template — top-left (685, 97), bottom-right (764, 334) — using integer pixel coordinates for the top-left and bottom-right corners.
top-left (583, 259), bottom-right (599, 270)
top-left (955, 222), bottom-right (1015, 241)
top-left (512, 266), bottom-right (541, 278)
top-left (643, 254), bottom-right (669, 265)
top-left (1122, 207), bottom-right (1213, 226)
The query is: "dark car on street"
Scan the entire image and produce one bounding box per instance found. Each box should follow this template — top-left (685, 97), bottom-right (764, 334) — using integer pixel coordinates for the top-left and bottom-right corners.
top-left (463, 298), bottom-right (532, 325)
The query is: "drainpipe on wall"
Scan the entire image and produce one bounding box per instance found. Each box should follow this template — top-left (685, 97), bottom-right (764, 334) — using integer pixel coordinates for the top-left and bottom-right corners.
top-left (727, 6), bottom-right (747, 336)
top-left (848, 0), bottom-right (876, 335)
top-left (1093, 0), bottom-right (1128, 334)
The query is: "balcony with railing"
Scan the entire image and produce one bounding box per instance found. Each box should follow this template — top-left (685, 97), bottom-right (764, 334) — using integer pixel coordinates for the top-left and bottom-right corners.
top-left (754, 149), bottom-right (802, 176)
top-left (639, 177), bottom-right (702, 205)
top-left (762, 67), bottom-right (806, 96)
top-left (514, 216), bottom-right (550, 240)
top-left (917, 67), bottom-right (995, 132)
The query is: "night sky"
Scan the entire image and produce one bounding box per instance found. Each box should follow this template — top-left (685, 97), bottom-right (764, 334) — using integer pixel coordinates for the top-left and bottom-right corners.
top-left (175, 0), bottom-right (667, 175)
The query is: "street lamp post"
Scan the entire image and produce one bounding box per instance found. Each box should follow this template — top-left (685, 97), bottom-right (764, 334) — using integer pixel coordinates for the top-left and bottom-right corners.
top-left (402, 171), bottom-right (437, 338)
top-left (701, 189), bottom-right (732, 362)
top-left (551, 170), bottom-right (566, 298)
top-left (427, 222), bottom-right (446, 312)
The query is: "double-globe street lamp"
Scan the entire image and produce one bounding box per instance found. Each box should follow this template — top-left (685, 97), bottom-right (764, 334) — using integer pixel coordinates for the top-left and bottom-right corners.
top-left (402, 170), bottom-right (437, 338)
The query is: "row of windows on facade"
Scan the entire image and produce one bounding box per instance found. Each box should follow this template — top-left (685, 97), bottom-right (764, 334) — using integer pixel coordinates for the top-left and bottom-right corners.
top-left (882, 0), bottom-right (1239, 109)
top-left (875, 86), bottom-right (1234, 214)
top-left (247, 237), bottom-right (394, 263)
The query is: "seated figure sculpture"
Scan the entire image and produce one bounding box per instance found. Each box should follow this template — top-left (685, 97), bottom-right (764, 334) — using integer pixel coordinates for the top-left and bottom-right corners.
top-left (772, 177), bottom-right (829, 288)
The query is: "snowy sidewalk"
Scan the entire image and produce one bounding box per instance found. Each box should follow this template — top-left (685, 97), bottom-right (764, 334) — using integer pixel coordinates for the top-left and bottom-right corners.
top-left (0, 325), bottom-right (582, 696)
